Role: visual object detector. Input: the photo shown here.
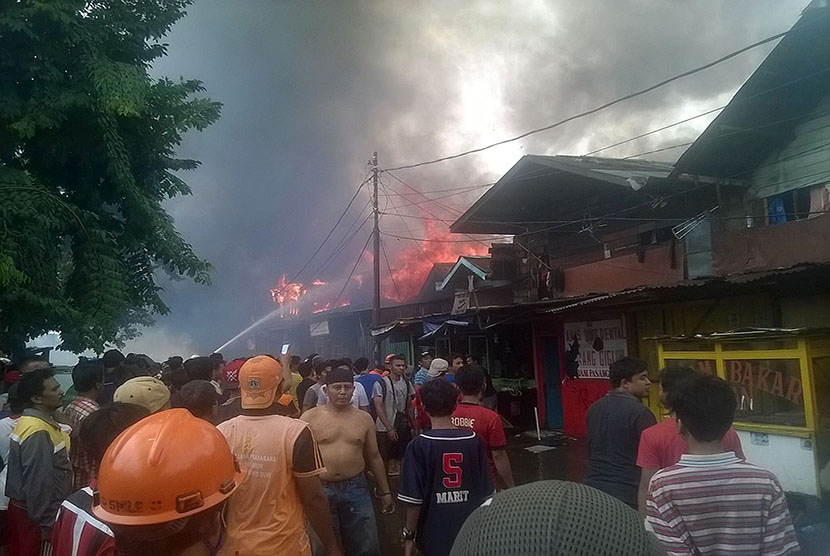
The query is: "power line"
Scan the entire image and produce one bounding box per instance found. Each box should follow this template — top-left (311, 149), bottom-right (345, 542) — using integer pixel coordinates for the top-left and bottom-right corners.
top-left (382, 231), bottom-right (507, 243)
top-left (275, 174), bottom-right (371, 294)
top-left (380, 238), bottom-right (404, 302)
top-left (385, 28), bottom-right (793, 171)
top-left (379, 181), bottom-right (434, 261)
top-left (326, 231), bottom-right (374, 311)
top-left (376, 66), bottom-right (830, 218)
top-left (313, 214), bottom-right (373, 278)
top-left (583, 106), bottom-right (725, 156)
top-left (381, 209), bottom-right (830, 226)
top-left (384, 170), bottom-right (463, 217)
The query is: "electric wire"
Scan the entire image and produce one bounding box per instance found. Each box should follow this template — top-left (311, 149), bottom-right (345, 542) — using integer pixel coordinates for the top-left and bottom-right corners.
top-left (273, 174), bottom-right (371, 296)
top-left (385, 28), bottom-right (795, 171)
top-left (380, 238), bottom-right (404, 302)
top-left (326, 231), bottom-right (374, 311)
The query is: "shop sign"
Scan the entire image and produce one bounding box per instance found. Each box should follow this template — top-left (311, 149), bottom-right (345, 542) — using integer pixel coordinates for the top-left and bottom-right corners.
top-left (564, 319), bottom-right (627, 378)
top-left (727, 360), bottom-right (803, 406)
top-left (310, 320), bottom-right (330, 337)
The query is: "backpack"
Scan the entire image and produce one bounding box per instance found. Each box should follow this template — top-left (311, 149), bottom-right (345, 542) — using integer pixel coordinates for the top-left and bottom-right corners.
top-left (378, 376), bottom-right (413, 418)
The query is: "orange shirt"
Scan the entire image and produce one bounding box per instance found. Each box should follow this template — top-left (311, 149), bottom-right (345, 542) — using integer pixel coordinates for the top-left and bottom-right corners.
top-left (217, 414), bottom-right (325, 556)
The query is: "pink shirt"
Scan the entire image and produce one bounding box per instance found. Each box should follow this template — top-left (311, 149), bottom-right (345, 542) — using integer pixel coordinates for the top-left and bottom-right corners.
top-left (636, 417), bottom-right (745, 470)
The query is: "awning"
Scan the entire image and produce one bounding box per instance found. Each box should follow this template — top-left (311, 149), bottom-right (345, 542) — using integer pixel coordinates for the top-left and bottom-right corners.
top-left (420, 316), bottom-right (474, 340)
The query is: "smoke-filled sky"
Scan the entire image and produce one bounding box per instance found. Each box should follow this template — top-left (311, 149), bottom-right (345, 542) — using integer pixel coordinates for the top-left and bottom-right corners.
top-left (122, 0), bottom-right (807, 359)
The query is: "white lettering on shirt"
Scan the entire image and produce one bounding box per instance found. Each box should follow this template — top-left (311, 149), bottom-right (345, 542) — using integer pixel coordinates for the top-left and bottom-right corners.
top-left (435, 490), bottom-right (470, 504)
top-left (450, 416), bottom-right (476, 429)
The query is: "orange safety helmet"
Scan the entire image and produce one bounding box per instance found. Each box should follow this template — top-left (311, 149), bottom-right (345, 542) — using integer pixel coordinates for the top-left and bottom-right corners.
top-left (92, 408), bottom-right (245, 526)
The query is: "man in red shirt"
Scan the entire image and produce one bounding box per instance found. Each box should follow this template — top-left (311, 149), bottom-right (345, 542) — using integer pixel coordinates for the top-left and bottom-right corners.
top-left (52, 402), bottom-right (150, 556)
top-left (636, 366), bottom-right (745, 512)
top-left (451, 365), bottom-right (514, 490)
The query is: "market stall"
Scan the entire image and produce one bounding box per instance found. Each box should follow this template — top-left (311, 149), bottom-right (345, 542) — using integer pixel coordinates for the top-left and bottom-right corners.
top-left (657, 328), bottom-right (830, 497)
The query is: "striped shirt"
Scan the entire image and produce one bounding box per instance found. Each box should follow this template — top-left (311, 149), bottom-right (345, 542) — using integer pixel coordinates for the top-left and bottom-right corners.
top-left (646, 452), bottom-right (800, 555)
top-left (64, 395), bottom-right (100, 489)
top-left (51, 486), bottom-right (114, 556)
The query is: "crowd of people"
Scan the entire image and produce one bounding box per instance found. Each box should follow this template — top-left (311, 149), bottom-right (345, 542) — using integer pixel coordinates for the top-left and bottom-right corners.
top-left (0, 348), bottom-right (803, 555)
top-left (0, 348), bottom-right (512, 556)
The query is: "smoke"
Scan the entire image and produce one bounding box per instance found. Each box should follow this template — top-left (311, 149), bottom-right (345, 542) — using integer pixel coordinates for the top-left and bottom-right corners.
top-left (139, 0), bottom-right (806, 358)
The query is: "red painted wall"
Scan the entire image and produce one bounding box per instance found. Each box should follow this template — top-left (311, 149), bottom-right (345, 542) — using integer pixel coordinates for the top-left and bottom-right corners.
top-left (561, 378), bottom-right (611, 437)
top-left (562, 245), bottom-right (683, 297)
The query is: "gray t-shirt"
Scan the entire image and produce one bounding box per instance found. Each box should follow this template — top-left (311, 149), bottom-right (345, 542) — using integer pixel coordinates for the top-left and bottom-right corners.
top-left (372, 376), bottom-right (414, 432)
top-left (583, 390), bottom-right (656, 508)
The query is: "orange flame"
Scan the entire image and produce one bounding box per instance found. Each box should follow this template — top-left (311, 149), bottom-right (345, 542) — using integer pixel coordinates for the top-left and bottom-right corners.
top-left (381, 221), bottom-right (489, 303)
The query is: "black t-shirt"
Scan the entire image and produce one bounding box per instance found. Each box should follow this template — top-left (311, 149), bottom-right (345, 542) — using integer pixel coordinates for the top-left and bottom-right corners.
top-left (584, 390), bottom-right (656, 507)
top-left (297, 378), bottom-right (316, 409)
top-left (398, 429), bottom-right (494, 556)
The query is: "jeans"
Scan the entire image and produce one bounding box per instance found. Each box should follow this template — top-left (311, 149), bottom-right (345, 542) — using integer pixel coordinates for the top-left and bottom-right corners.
top-left (322, 474), bottom-right (381, 556)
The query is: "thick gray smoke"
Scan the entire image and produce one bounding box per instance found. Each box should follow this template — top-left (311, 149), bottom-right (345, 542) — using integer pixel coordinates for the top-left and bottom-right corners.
top-left (123, 0), bottom-right (806, 358)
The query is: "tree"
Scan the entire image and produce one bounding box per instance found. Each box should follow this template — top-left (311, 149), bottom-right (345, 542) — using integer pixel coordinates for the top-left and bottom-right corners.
top-left (0, 0), bottom-right (219, 353)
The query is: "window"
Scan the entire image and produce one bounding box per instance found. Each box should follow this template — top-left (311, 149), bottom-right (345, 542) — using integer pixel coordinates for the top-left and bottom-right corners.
top-left (685, 219), bottom-right (712, 278)
top-left (664, 359), bottom-right (716, 376)
top-left (767, 188), bottom-right (812, 225)
top-left (725, 359), bottom-right (805, 427)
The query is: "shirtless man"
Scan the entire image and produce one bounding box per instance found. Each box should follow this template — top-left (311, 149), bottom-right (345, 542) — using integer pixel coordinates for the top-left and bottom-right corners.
top-left (302, 368), bottom-right (394, 556)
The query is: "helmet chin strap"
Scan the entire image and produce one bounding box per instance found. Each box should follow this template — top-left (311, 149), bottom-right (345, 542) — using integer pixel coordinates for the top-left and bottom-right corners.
top-left (199, 503), bottom-right (228, 556)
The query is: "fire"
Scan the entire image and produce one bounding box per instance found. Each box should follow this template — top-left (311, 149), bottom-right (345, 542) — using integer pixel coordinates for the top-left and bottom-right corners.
top-left (270, 275), bottom-right (306, 305)
top-left (381, 221), bottom-right (489, 303)
top-left (313, 300), bottom-right (352, 314)
top-left (269, 219), bottom-right (493, 314)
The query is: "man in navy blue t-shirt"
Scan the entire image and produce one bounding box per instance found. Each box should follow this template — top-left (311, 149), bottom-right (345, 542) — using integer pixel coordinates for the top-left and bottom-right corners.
top-left (398, 379), bottom-right (494, 556)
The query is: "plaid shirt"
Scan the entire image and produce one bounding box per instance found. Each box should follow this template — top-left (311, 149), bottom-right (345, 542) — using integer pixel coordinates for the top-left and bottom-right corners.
top-left (64, 396), bottom-right (100, 490)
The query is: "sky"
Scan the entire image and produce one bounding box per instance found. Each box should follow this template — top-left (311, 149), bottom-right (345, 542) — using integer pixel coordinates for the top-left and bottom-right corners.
top-left (118, 0), bottom-right (808, 360)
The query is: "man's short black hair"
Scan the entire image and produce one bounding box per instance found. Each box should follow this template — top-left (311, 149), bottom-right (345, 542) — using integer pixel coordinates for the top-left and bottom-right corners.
top-left (125, 353), bottom-right (152, 369)
top-left (298, 361), bottom-right (314, 379)
top-left (354, 357), bottom-right (370, 373)
top-left (673, 375), bottom-right (736, 443)
top-left (467, 353), bottom-right (482, 365)
top-left (72, 361), bottom-right (104, 393)
top-left (101, 349), bottom-right (125, 369)
top-left (113, 364), bottom-right (150, 389)
top-left (330, 358), bottom-right (351, 371)
top-left (392, 354), bottom-right (407, 365)
top-left (455, 365), bottom-right (485, 395)
top-left (15, 355), bottom-right (49, 374)
top-left (7, 383), bottom-right (26, 415)
top-left (290, 355), bottom-right (301, 371)
top-left (313, 359), bottom-right (330, 375)
top-left (609, 357), bottom-right (648, 388)
top-left (179, 380), bottom-right (218, 421)
top-left (80, 402), bottom-right (149, 466)
top-left (184, 356), bottom-right (213, 381)
top-left (167, 368), bottom-right (190, 390)
top-left (210, 352), bottom-right (224, 365)
top-left (450, 353), bottom-right (465, 363)
top-left (18, 368), bottom-right (55, 405)
top-left (165, 356), bottom-right (184, 371)
top-left (659, 367), bottom-right (699, 410)
top-left (421, 378), bottom-right (458, 417)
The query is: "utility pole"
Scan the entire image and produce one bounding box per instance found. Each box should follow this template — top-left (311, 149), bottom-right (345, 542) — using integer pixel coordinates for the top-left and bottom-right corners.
top-left (371, 152), bottom-right (381, 367)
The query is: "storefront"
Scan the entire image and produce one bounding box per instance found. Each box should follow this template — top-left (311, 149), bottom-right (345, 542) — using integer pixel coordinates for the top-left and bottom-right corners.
top-left (532, 314), bottom-right (635, 437)
top-left (657, 328), bottom-right (830, 497)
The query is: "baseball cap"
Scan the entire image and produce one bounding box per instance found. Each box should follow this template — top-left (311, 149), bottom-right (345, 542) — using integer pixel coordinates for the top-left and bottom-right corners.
top-left (113, 376), bottom-right (171, 414)
top-left (240, 356), bottom-right (283, 410)
top-left (222, 358), bottom-right (247, 386)
top-left (450, 481), bottom-right (667, 556)
top-left (384, 353), bottom-right (397, 365)
top-left (427, 358), bottom-right (449, 378)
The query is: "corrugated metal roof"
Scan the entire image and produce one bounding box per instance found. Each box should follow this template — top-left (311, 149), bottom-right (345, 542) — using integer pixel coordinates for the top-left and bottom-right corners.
top-left (645, 326), bottom-right (830, 341)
